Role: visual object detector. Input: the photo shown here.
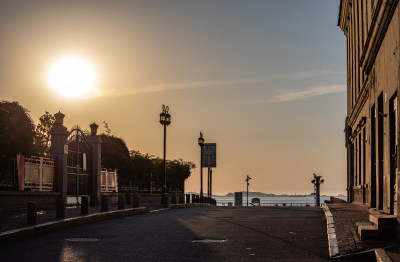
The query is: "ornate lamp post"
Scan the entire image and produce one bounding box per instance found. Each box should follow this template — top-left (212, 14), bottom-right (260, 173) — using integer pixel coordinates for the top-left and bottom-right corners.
top-left (198, 132), bottom-right (205, 201)
top-left (160, 105), bottom-right (171, 197)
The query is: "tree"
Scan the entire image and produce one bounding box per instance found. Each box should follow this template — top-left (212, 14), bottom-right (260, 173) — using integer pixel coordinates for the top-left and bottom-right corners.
top-left (166, 159), bottom-right (195, 192)
top-left (32, 111), bottom-right (55, 156)
top-left (149, 157), bottom-right (195, 193)
top-left (130, 150), bottom-right (153, 191)
top-left (100, 134), bottom-right (132, 186)
top-left (0, 101), bottom-right (35, 188)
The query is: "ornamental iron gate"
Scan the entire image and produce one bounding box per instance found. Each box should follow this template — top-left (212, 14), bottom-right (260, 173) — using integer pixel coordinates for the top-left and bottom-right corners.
top-left (67, 128), bottom-right (92, 195)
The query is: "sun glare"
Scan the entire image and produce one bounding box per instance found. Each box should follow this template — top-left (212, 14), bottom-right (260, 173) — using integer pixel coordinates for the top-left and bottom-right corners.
top-left (47, 55), bottom-right (97, 98)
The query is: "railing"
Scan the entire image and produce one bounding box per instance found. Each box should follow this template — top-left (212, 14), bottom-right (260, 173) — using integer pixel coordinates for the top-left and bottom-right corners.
top-left (17, 154), bottom-right (56, 191)
top-left (217, 202), bottom-right (317, 207)
top-left (118, 186), bottom-right (184, 194)
top-left (101, 168), bottom-right (118, 192)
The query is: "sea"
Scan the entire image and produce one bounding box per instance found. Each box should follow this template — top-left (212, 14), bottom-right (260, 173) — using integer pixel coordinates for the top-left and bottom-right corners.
top-left (213, 195), bottom-right (347, 206)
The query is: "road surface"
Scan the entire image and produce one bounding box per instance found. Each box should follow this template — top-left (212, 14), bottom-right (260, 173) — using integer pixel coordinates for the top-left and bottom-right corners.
top-left (0, 206), bottom-right (349, 261)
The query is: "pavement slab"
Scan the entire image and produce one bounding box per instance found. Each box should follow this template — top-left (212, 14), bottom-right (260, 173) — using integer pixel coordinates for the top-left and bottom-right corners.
top-left (327, 203), bottom-right (397, 259)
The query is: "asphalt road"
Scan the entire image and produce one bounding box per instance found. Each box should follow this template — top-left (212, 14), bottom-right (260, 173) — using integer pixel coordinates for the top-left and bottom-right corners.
top-left (0, 206), bottom-right (344, 261)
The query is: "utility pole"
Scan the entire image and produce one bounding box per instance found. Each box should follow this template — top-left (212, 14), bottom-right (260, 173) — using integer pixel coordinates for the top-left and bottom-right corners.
top-left (246, 175), bottom-right (251, 206)
top-left (210, 168), bottom-right (213, 200)
top-left (311, 173), bottom-right (324, 206)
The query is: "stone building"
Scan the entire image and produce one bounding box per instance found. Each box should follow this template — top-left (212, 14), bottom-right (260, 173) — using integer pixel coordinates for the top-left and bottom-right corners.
top-left (338, 0), bottom-right (400, 217)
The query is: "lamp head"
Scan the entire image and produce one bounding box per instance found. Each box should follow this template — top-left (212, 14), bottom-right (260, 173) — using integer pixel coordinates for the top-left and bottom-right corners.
top-left (198, 132), bottom-right (205, 146)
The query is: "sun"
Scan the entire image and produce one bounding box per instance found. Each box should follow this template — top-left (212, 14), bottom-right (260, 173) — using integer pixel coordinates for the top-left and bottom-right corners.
top-left (47, 55), bottom-right (98, 98)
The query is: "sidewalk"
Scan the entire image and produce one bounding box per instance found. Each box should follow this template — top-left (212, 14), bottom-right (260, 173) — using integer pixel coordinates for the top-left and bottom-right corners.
top-left (1, 203), bottom-right (163, 233)
top-left (327, 203), bottom-right (399, 259)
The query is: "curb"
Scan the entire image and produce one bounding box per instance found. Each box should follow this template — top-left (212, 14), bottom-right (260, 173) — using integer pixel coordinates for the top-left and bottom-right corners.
top-left (321, 204), bottom-right (339, 257)
top-left (171, 203), bottom-right (215, 209)
top-left (375, 248), bottom-right (393, 262)
top-left (0, 207), bottom-right (149, 243)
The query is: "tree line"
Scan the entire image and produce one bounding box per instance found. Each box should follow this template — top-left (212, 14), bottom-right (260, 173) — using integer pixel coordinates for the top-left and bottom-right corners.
top-left (0, 100), bottom-right (195, 192)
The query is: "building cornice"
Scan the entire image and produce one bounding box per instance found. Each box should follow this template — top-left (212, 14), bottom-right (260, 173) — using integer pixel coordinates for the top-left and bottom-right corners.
top-left (360, 0), bottom-right (399, 74)
top-left (338, 0), bottom-right (352, 35)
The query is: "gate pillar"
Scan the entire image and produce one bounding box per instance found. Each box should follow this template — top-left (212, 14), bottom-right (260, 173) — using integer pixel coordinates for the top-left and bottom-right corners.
top-left (87, 123), bottom-right (102, 203)
top-left (50, 111), bottom-right (69, 199)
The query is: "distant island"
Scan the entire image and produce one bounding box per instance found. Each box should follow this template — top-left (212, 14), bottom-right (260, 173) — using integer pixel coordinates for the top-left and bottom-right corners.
top-left (210, 192), bottom-right (345, 198)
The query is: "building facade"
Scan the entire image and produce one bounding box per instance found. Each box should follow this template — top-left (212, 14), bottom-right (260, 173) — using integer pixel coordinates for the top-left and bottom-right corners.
top-left (338, 0), bottom-right (400, 217)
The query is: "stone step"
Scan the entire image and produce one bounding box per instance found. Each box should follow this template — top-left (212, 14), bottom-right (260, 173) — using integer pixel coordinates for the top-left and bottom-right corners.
top-left (369, 214), bottom-right (397, 230)
top-left (357, 222), bottom-right (379, 240)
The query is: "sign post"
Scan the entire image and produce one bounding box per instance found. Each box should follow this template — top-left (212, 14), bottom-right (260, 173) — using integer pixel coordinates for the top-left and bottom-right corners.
top-left (202, 143), bottom-right (216, 199)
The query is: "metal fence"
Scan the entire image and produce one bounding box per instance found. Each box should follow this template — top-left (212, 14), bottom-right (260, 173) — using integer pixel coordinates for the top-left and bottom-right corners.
top-left (217, 202), bottom-right (318, 207)
top-left (17, 154), bottom-right (56, 191)
top-left (101, 168), bottom-right (118, 192)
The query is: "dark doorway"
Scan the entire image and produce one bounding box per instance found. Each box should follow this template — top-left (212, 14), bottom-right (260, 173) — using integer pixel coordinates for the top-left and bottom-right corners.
top-left (378, 93), bottom-right (384, 210)
top-left (350, 141), bottom-right (355, 202)
top-left (389, 94), bottom-right (397, 215)
top-left (359, 133), bottom-right (362, 187)
top-left (355, 137), bottom-right (358, 186)
top-left (363, 127), bottom-right (366, 203)
top-left (371, 104), bottom-right (376, 208)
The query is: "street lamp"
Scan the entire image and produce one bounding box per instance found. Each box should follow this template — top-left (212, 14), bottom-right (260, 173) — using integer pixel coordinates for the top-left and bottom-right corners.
top-left (198, 132), bottom-right (205, 201)
top-left (245, 175), bottom-right (251, 206)
top-left (311, 173), bottom-right (324, 206)
top-left (160, 105), bottom-right (171, 204)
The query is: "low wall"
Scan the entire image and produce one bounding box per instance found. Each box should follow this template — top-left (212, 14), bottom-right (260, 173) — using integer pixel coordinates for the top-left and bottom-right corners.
top-left (0, 192), bottom-right (186, 211)
top-left (0, 191), bottom-right (61, 211)
top-left (139, 193), bottom-right (165, 204)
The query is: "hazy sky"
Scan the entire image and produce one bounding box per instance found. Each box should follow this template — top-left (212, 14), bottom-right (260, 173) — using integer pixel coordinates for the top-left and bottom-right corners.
top-left (0, 0), bottom-right (346, 195)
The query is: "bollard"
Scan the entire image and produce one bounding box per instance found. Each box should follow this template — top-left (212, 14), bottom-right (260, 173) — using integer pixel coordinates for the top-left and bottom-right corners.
top-left (126, 193), bottom-right (131, 205)
top-left (133, 194), bottom-right (140, 208)
top-left (162, 193), bottom-right (169, 207)
top-left (101, 195), bottom-right (109, 212)
top-left (179, 194), bottom-right (184, 204)
top-left (81, 196), bottom-right (89, 215)
top-left (186, 194), bottom-right (190, 204)
top-left (118, 195), bottom-right (125, 210)
top-left (90, 194), bottom-right (96, 207)
top-left (27, 201), bottom-right (37, 225)
top-left (171, 193), bottom-right (176, 204)
top-left (56, 198), bottom-right (66, 219)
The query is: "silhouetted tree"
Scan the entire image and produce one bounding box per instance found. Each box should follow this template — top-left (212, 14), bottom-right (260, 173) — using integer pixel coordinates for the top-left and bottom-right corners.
top-left (32, 111), bottom-right (55, 156)
top-left (100, 134), bottom-right (132, 186)
top-left (151, 157), bottom-right (164, 191)
top-left (129, 150), bottom-right (153, 191)
top-left (149, 157), bottom-right (195, 193)
top-left (0, 101), bottom-right (35, 188)
top-left (167, 159), bottom-right (195, 192)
